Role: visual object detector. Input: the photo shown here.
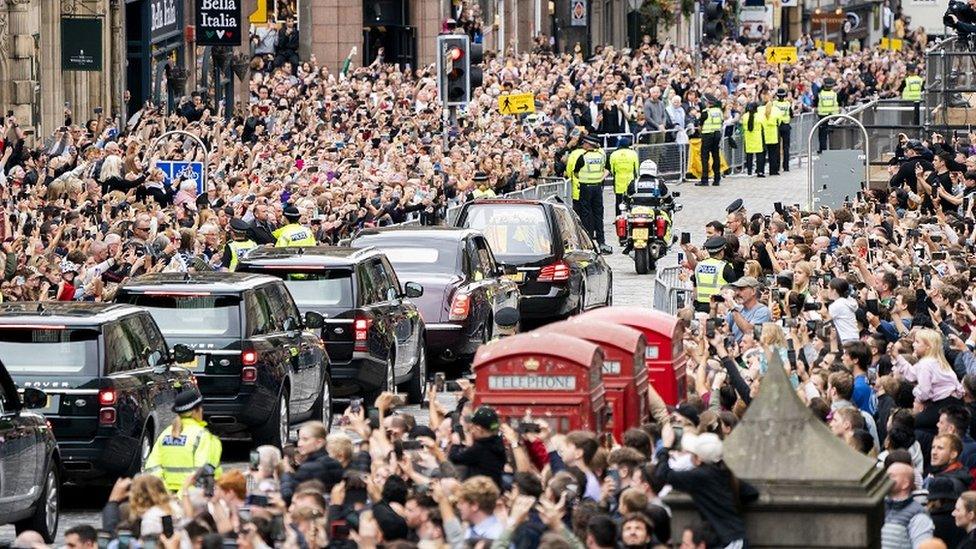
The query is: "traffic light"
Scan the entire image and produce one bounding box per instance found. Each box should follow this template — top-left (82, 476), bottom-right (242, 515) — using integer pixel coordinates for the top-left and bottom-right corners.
top-left (436, 34), bottom-right (482, 107)
top-left (703, 1), bottom-right (725, 41)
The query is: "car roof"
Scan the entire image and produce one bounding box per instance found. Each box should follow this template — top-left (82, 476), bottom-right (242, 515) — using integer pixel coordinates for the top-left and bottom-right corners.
top-left (354, 226), bottom-right (480, 241)
top-left (119, 272), bottom-right (280, 293)
top-left (240, 246), bottom-right (382, 267)
top-left (464, 198), bottom-right (552, 207)
top-left (0, 302), bottom-right (146, 326)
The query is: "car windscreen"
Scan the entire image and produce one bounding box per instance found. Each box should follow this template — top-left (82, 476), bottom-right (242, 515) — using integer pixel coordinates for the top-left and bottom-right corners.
top-left (459, 204), bottom-right (553, 261)
top-left (0, 327), bottom-right (100, 376)
top-left (116, 293), bottom-right (242, 337)
top-left (273, 271), bottom-right (354, 308)
top-left (351, 237), bottom-right (460, 275)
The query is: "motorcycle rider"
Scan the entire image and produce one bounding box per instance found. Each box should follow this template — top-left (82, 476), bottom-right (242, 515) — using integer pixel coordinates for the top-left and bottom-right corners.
top-left (618, 160), bottom-right (675, 255)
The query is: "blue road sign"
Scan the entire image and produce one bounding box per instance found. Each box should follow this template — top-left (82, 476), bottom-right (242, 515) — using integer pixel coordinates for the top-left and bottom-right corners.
top-left (156, 161), bottom-right (205, 194)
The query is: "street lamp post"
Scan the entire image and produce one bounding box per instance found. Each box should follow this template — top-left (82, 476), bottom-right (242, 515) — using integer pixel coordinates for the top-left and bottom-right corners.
top-left (627, 0), bottom-right (641, 49)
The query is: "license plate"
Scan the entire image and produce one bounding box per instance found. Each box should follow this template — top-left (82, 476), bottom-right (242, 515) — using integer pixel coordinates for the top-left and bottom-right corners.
top-left (632, 228), bottom-right (649, 240)
top-left (179, 356), bottom-right (206, 372)
top-left (39, 394), bottom-right (60, 415)
top-left (503, 272), bottom-right (525, 282)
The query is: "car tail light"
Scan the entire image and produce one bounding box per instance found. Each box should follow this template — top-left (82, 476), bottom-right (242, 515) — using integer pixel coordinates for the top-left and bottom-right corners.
top-left (538, 261), bottom-right (571, 282)
top-left (99, 408), bottom-right (117, 425)
top-left (614, 217), bottom-right (628, 238)
top-left (242, 350), bottom-right (258, 366)
top-left (241, 367), bottom-right (258, 383)
top-left (655, 216), bottom-right (667, 238)
top-left (98, 388), bottom-right (116, 406)
top-left (354, 317), bottom-right (373, 352)
top-left (449, 294), bottom-right (471, 321)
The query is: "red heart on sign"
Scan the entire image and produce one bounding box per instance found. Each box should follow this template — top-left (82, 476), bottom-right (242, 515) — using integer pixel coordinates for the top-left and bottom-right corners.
top-left (226, 31), bottom-right (233, 38)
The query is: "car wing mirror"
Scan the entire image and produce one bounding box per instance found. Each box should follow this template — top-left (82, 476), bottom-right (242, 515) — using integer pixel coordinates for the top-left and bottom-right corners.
top-left (305, 310), bottom-right (325, 329)
top-left (171, 343), bottom-right (196, 364)
top-left (21, 387), bottom-right (47, 410)
top-left (404, 281), bottom-right (424, 299)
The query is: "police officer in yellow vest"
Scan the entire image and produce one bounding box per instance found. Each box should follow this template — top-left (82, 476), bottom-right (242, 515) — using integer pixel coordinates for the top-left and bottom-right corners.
top-left (221, 218), bottom-right (257, 272)
top-left (742, 102), bottom-right (766, 177)
top-left (694, 236), bottom-right (736, 313)
top-left (816, 77), bottom-right (840, 153)
top-left (902, 63), bottom-right (924, 125)
top-left (565, 136), bottom-right (586, 219)
top-left (773, 88), bottom-right (793, 172)
top-left (696, 95), bottom-right (724, 187)
top-left (762, 100), bottom-right (781, 176)
top-left (573, 135), bottom-right (612, 253)
top-left (273, 205), bottom-right (316, 247)
top-left (471, 172), bottom-right (497, 199)
top-left (609, 136), bottom-right (639, 213)
top-left (144, 388), bottom-right (222, 493)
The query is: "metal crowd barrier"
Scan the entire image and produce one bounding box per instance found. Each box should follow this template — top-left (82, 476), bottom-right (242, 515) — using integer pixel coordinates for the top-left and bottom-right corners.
top-left (652, 265), bottom-right (693, 315)
top-left (634, 142), bottom-right (687, 182)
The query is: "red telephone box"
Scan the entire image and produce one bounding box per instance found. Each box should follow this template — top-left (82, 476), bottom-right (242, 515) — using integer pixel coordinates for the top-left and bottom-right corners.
top-left (472, 332), bottom-right (608, 433)
top-left (579, 306), bottom-right (688, 405)
top-left (537, 319), bottom-right (649, 440)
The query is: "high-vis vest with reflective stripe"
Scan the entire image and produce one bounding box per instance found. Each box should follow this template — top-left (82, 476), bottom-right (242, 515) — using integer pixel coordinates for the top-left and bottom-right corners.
top-left (902, 75), bottom-right (924, 101)
top-left (273, 223), bottom-right (316, 247)
top-left (143, 417), bottom-right (223, 493)
top-left (762, 106), bottom-right (780, 145)
top-left (773, 100), bottom-right (792, 124)
top-left (566, 148), bottom-right (585, 200)
top-left (817, 90), bottom-right (839, 115)
top-left (701, 107), bottom-right (724, 134)
top-left (742, 112), bottom-right (765, 154)
top-left (609, 147), bottom-right (639, 194)
top-left (694, 257), bottom-right (728, 303)
top-left (228, 240), bottom-right (257, 271)
top-left (578, 150), bottom-right (607, 185)
top-left (472, 188), bottom-right (497, 199)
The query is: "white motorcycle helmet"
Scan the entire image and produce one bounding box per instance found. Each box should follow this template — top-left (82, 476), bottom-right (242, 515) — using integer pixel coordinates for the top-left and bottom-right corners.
top-left (639, 160), bottom-right (658, 178)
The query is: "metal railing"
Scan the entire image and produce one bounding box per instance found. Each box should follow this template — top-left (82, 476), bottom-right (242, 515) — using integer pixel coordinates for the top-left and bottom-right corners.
top-left (634, 142), bottom-right (688, 182)
top-left (652, 266), bottom-right (694, 315)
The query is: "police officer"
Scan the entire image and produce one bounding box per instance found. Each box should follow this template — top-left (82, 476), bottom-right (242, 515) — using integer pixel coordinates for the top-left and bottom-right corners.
top-left (762, 98), bottom-right (781, 176)
top-left (565, 134), bottom-right (586, 219)
top-left (609, 135), bottom-right (639, 213)
top-left (144, 388), bottom-right (222, 493)
top-left (471, 172), bottom-right (497, 199)
top-left (221, 218), bottom-right (257, 272)
top-left (573, 135), bottom-right (612, 253)
top-left (693, 236), bottom-right (736, 313)
top-left (901, 63), bottom-right (924, 125)
top-left (697, 95), bottom-right (724, 187)
top-left (273, 205), bottom-right (316, 247)
top-left (773, 88), bottom-right (793, 171)
top-left (816, 77), bottom-right (840, 153)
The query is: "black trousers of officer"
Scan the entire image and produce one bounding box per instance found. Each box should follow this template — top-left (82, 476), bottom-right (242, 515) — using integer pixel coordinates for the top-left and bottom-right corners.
top-left (766, 142), bottom-right (781, 175)
top-left (818, 116), bottom-right (831, 153)
top-left (779, 124), bottom-right (791, 170)
top-left (700, 132), bottom-right (721, 185)
top-left (579, 183), bottom-right (605, 245)
top-left (745, 151), bottom-right (765, 175)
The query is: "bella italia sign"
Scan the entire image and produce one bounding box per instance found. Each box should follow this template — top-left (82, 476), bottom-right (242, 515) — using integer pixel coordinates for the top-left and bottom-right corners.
top-left (195, 0), bottom-right (242, 46)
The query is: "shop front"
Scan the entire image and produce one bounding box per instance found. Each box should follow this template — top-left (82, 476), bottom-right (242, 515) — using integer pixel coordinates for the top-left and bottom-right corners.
top-left (125, 0), bottom-right (187, 116)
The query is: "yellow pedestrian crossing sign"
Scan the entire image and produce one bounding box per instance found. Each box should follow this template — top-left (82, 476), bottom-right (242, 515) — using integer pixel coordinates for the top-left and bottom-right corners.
top-left (764, 46), bottom-right (798, 64)
top-left (880, 37), bottom-right (903, 51)
top-left (498, 93), bottom-right (536, 115)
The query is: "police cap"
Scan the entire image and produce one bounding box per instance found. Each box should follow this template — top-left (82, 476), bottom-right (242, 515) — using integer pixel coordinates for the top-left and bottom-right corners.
top-left (617, 135), bottom-right (632, 147)
top-left (704, 236), bottom-right (727, 252)
top-left (726, 198), bottom-right (744, 215)
top-left (823, 77), bottom-right (836, 88)
top-left (230, 218), bottom-right (250, 232)
top-left (473, 171), bottom-right (489, 182)
top-left (283, 205), bottom-right (301, 219)
top-left (907, 63), bottom-right (918, 73)
top-left (173, 387), bottom-right (204, 413)
top-left (583, 134), bottom-right (601, 147)
top-left (776, 88), bottom-right (788, 99)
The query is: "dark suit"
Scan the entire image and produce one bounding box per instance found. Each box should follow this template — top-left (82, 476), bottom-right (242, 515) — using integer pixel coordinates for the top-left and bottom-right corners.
top-left (250, 219), bottom-right (277, 245)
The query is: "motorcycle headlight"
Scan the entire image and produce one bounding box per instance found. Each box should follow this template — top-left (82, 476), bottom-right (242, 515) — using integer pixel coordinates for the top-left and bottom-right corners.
top-left (618, 203), bottom-right (628, 213)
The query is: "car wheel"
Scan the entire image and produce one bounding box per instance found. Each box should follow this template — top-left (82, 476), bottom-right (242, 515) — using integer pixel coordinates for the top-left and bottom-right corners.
top-left (256, 390), bottom-right (290, 447)
top-left (403, 342), bottom-right (426, 404)
top-left (313, 374), bottom-right (333, 430)
top-left (128, 424), bottom-right (154, 476)
top-left (16, 463), bottom-right (59, 543)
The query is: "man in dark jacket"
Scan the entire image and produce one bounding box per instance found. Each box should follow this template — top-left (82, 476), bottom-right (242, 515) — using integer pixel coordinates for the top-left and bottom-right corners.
top-left (448, 406), bottom-right (506, 489)
top-left (925, 433), bottom-right (972, 494)
top-left (280, 444), bottom-right (344, 504)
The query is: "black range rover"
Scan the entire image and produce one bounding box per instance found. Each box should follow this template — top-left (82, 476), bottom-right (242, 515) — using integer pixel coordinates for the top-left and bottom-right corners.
top-left (115, 272), bottom-right (331, 447)
top-left (237, 246), bottom-right (427, 403)
top-left (0, 302), bottom-right (195, 484)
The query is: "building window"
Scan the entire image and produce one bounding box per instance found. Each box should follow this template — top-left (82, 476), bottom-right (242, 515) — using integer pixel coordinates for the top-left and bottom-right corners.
top-left (604, 0), bottom-right (613, 43)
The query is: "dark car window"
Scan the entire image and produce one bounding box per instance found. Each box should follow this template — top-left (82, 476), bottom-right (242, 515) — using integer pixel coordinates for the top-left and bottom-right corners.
top-left (465, 238), bottom-right (492, 281)
top-left (251, 268), bottom-right (354, 308)
top-left (253, 287), bottom-right (283, 333)
top-left (106, 321), bottom-right (140, 374)
top-left (366, 259), bottom-right (397, 303)
top-left (473, 237), bottom-right (497, 276)
top-left (138, 314), bottom-right (172, 363)
top-left (460, 204), bottom-right (553, 261)
top-left (0, 327), bottom-right (100, 376)
top-left (244, 290), bottom-right (273, 337)
top-left (117, 293), bottom-right (242, 338)
top-left (553, 207), bottom-right (583, 251)
top-left (351, 236), bottom-right (460, 276)
top-left (267, 283), bottom-right (301, 326)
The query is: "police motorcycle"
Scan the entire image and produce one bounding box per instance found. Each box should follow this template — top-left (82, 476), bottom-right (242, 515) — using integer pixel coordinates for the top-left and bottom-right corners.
top-left (614, 160), bottom-right (681, 274)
